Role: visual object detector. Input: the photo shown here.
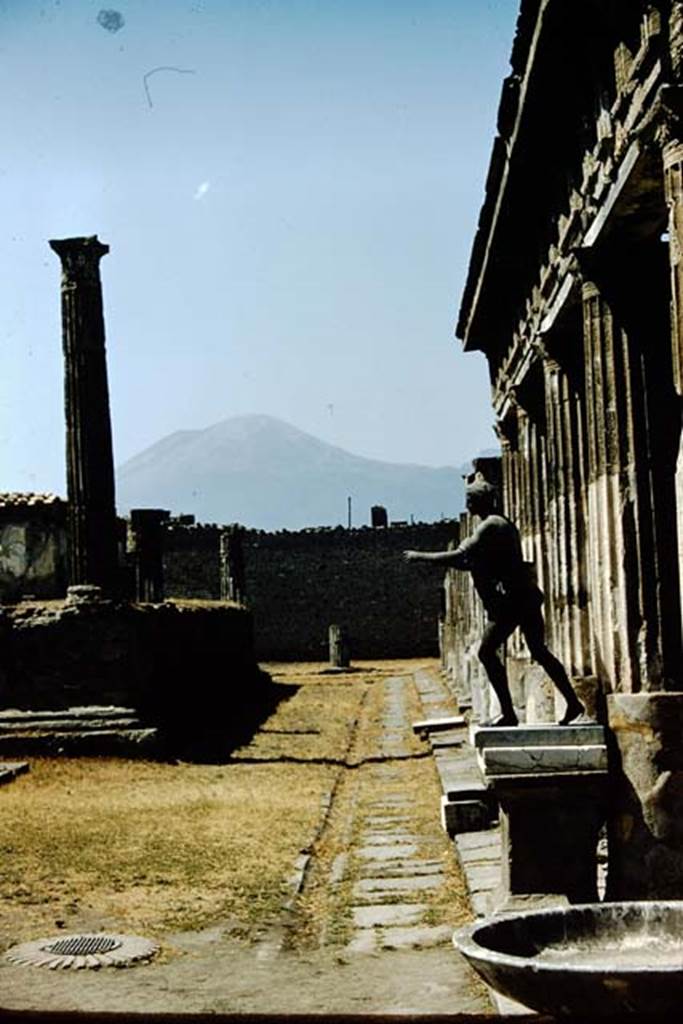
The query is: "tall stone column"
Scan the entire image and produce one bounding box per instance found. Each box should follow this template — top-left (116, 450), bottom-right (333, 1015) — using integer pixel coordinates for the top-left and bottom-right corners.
top-left (581, 279), bottom-right (631, 692)
top-left (663, 136), bottom-right (683, 646)
top-left (49, 236), bottom-right (118, 592)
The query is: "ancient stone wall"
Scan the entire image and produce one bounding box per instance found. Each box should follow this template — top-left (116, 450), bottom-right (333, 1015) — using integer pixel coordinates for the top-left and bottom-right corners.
top-left (0, 496), bottom-right (68, 602)
top-left (1, 595), bottom-right (272, 757)
top-left (164, 520), bottom-right (458, 660)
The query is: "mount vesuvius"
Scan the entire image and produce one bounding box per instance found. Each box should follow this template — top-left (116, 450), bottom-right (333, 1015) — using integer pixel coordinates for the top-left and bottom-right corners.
top-left (116, 415), bottom-right (470, 530)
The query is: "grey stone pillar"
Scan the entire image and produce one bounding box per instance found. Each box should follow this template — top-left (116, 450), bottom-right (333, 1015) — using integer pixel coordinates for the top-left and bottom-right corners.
top-left (219, 525), bottom-right (246, 605)
top-left (49, 236), bottom-right (117, 592)
top-left (328, 624), bottom-right (349, 668)
top-left (129, 509), bottom-right (169, 602)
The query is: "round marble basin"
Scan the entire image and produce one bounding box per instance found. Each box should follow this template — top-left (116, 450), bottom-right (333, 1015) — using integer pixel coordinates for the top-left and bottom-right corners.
top-left (454, 901), bottom-right (683, 1015)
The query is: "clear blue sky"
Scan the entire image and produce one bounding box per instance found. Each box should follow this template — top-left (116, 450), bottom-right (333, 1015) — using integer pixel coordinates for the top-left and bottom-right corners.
top-left (1, 0), bottom-right (518, 495)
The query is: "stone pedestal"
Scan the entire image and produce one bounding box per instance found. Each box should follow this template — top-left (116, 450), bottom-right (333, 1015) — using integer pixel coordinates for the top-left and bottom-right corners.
top-left (475, 724), bottom-right (608, 908)
top-left (606, 692), bottom-right (683, 899)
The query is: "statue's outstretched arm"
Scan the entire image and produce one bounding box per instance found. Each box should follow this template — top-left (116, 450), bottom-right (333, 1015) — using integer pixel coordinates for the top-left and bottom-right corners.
top-left (404, 548), bottom-right (468, 568)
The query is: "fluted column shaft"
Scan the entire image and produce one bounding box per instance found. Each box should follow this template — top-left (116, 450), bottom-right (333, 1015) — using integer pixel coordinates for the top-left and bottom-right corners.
top-left (49, 235), bottom-right (118, 591)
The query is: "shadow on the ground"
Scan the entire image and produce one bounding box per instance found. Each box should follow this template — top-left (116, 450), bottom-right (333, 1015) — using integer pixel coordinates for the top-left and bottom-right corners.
top-left (157, 669), bottom-right (300, 764)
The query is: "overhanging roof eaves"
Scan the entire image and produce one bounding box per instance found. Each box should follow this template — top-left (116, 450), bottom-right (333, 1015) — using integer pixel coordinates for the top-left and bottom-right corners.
top-left (456, 0), bottom-right (549, 352)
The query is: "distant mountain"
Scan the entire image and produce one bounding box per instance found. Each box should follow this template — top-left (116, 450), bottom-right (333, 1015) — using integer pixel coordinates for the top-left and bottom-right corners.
top-left (116, 414), bottom-right (472, 530)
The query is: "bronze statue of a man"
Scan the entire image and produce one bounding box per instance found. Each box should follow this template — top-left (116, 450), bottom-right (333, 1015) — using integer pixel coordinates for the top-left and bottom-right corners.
top-left (405, 479), bottom-right (584, 727)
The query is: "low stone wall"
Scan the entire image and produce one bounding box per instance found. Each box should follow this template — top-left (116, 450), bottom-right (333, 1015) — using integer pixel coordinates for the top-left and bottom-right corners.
top-left (1, 596), bottom-right (273, 757)
top-left (164, 521), bottom-right (459, 660)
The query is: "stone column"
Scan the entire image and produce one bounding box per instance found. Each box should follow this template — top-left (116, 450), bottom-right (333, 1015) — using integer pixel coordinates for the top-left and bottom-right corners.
top-left (581, 279), bottom-right (631, 691)
top-left (543, 359), bottom-right (593, 686)
top-left (328, 624), bottom-right (350, 668)
top-left (49, 236), bottom-right (118, 592)
top-left (663, 136), bottom-right (683, 650)
top-left (129, 509), bottom-right (168, 602)
top-left (219, 525), bottom-right (246, 605)
top-left (601, 110), bottom-right (683, 899)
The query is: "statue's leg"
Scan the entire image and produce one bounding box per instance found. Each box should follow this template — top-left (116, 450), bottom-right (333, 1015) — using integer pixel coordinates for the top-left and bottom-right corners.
top-left (478, 618), bottom-right (518, 723)
top-left (521, 604), bottom-right (584, 723)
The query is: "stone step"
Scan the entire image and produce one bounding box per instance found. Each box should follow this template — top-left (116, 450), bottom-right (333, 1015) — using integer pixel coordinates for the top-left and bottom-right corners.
top-left (481, 743), bottom-right (608, 776)
top-left (0, 715), bottom-right (141, 733)
top-left (473, 723), bottom-right (605, 750)
top-left (0, 761), bottom-right (29, 786)
top-left (412, 715), bottom-right (466, 735)
top-left (0, 705), bottom-right (139, 722)
top-left (0, 728), bottom-right (160, 758)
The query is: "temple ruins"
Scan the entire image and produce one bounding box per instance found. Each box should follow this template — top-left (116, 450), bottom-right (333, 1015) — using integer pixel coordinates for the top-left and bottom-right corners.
top-left (442, 0), bottom-right (683, 902)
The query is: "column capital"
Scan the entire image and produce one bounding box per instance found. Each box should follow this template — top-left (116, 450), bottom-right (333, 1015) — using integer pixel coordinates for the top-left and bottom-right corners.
top-left (49, 235), bottom-right (109, 284)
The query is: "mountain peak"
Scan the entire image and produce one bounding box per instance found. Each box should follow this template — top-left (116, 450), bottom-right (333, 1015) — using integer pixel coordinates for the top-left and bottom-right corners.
top-left (117, 415), bottom-right (465, 530)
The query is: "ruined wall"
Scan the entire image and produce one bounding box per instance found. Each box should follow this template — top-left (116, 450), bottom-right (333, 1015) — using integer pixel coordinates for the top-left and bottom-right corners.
top-left (1, 594), bottom-right (272, 756)
top-left (164, 520), bottom-right (458, 660)
top-left (0, 496), bottom-right (68, 602)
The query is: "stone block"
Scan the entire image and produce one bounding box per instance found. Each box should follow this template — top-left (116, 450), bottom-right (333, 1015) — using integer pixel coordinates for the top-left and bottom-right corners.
top-left (0, 761), bottom-right (29, 786)
top-left (412, 715), bottom-right (465, 734)
top-left (430, 731), bottom-right (465, 749)
top-left (440, 795), bottom-right (491, 836)
top-left (482, 743), bottom-right (607, 776)
top-left (473, 723), bottom-right (605, 750)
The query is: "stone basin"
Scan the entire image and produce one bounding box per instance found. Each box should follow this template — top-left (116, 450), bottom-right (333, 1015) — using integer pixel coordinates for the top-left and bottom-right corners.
top-left (453, 901), bottom-right (683, 1015)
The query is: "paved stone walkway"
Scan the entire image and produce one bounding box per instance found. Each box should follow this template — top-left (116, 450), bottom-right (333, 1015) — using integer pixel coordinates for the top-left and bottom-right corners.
top-left (319, 671), bottom-right (468, 957)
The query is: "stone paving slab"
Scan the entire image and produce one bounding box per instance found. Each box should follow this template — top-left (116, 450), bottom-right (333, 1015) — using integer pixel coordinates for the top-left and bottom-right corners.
top-left (364, 814), bottom-right (412, 826)
top-left (357, 842), bottom-right (419, 861)
top-left (360, 831), bottom-right (420, 844)
top-left (353, 874), bottom-right (445, 898)
top-left (361, 860), bottom-right (446, 879)
top-left (352, 903), bottom-right (427, 928)
top-left (380, 924), bottom-right (453, 950)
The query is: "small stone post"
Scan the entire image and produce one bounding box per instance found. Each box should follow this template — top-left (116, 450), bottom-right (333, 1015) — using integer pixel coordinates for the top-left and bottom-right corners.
top-left (129, 509), bottom-right (169, 602)
top-left (219, 525), bottom-right (246, 604)
top-left (328, 624), bottom-right (350, 668)
top-left (49, 235), bottom-right (118, 592)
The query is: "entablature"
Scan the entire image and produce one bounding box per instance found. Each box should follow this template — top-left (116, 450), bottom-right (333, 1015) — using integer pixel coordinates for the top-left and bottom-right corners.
top-left (458, 1), bottom-right (667, 365)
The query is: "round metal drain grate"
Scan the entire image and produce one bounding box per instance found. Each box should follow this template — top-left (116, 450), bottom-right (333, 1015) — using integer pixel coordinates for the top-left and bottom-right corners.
top-left (5, 932), bottom-right (159, 970)
top-left (43, 935), bottom-right (121, 957)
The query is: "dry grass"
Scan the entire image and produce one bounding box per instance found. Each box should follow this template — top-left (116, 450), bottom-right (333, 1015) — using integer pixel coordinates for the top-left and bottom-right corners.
top-left (0, 756), bottom-right (336, 947)
top-left (0, 658), bottom-right (458, 953)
